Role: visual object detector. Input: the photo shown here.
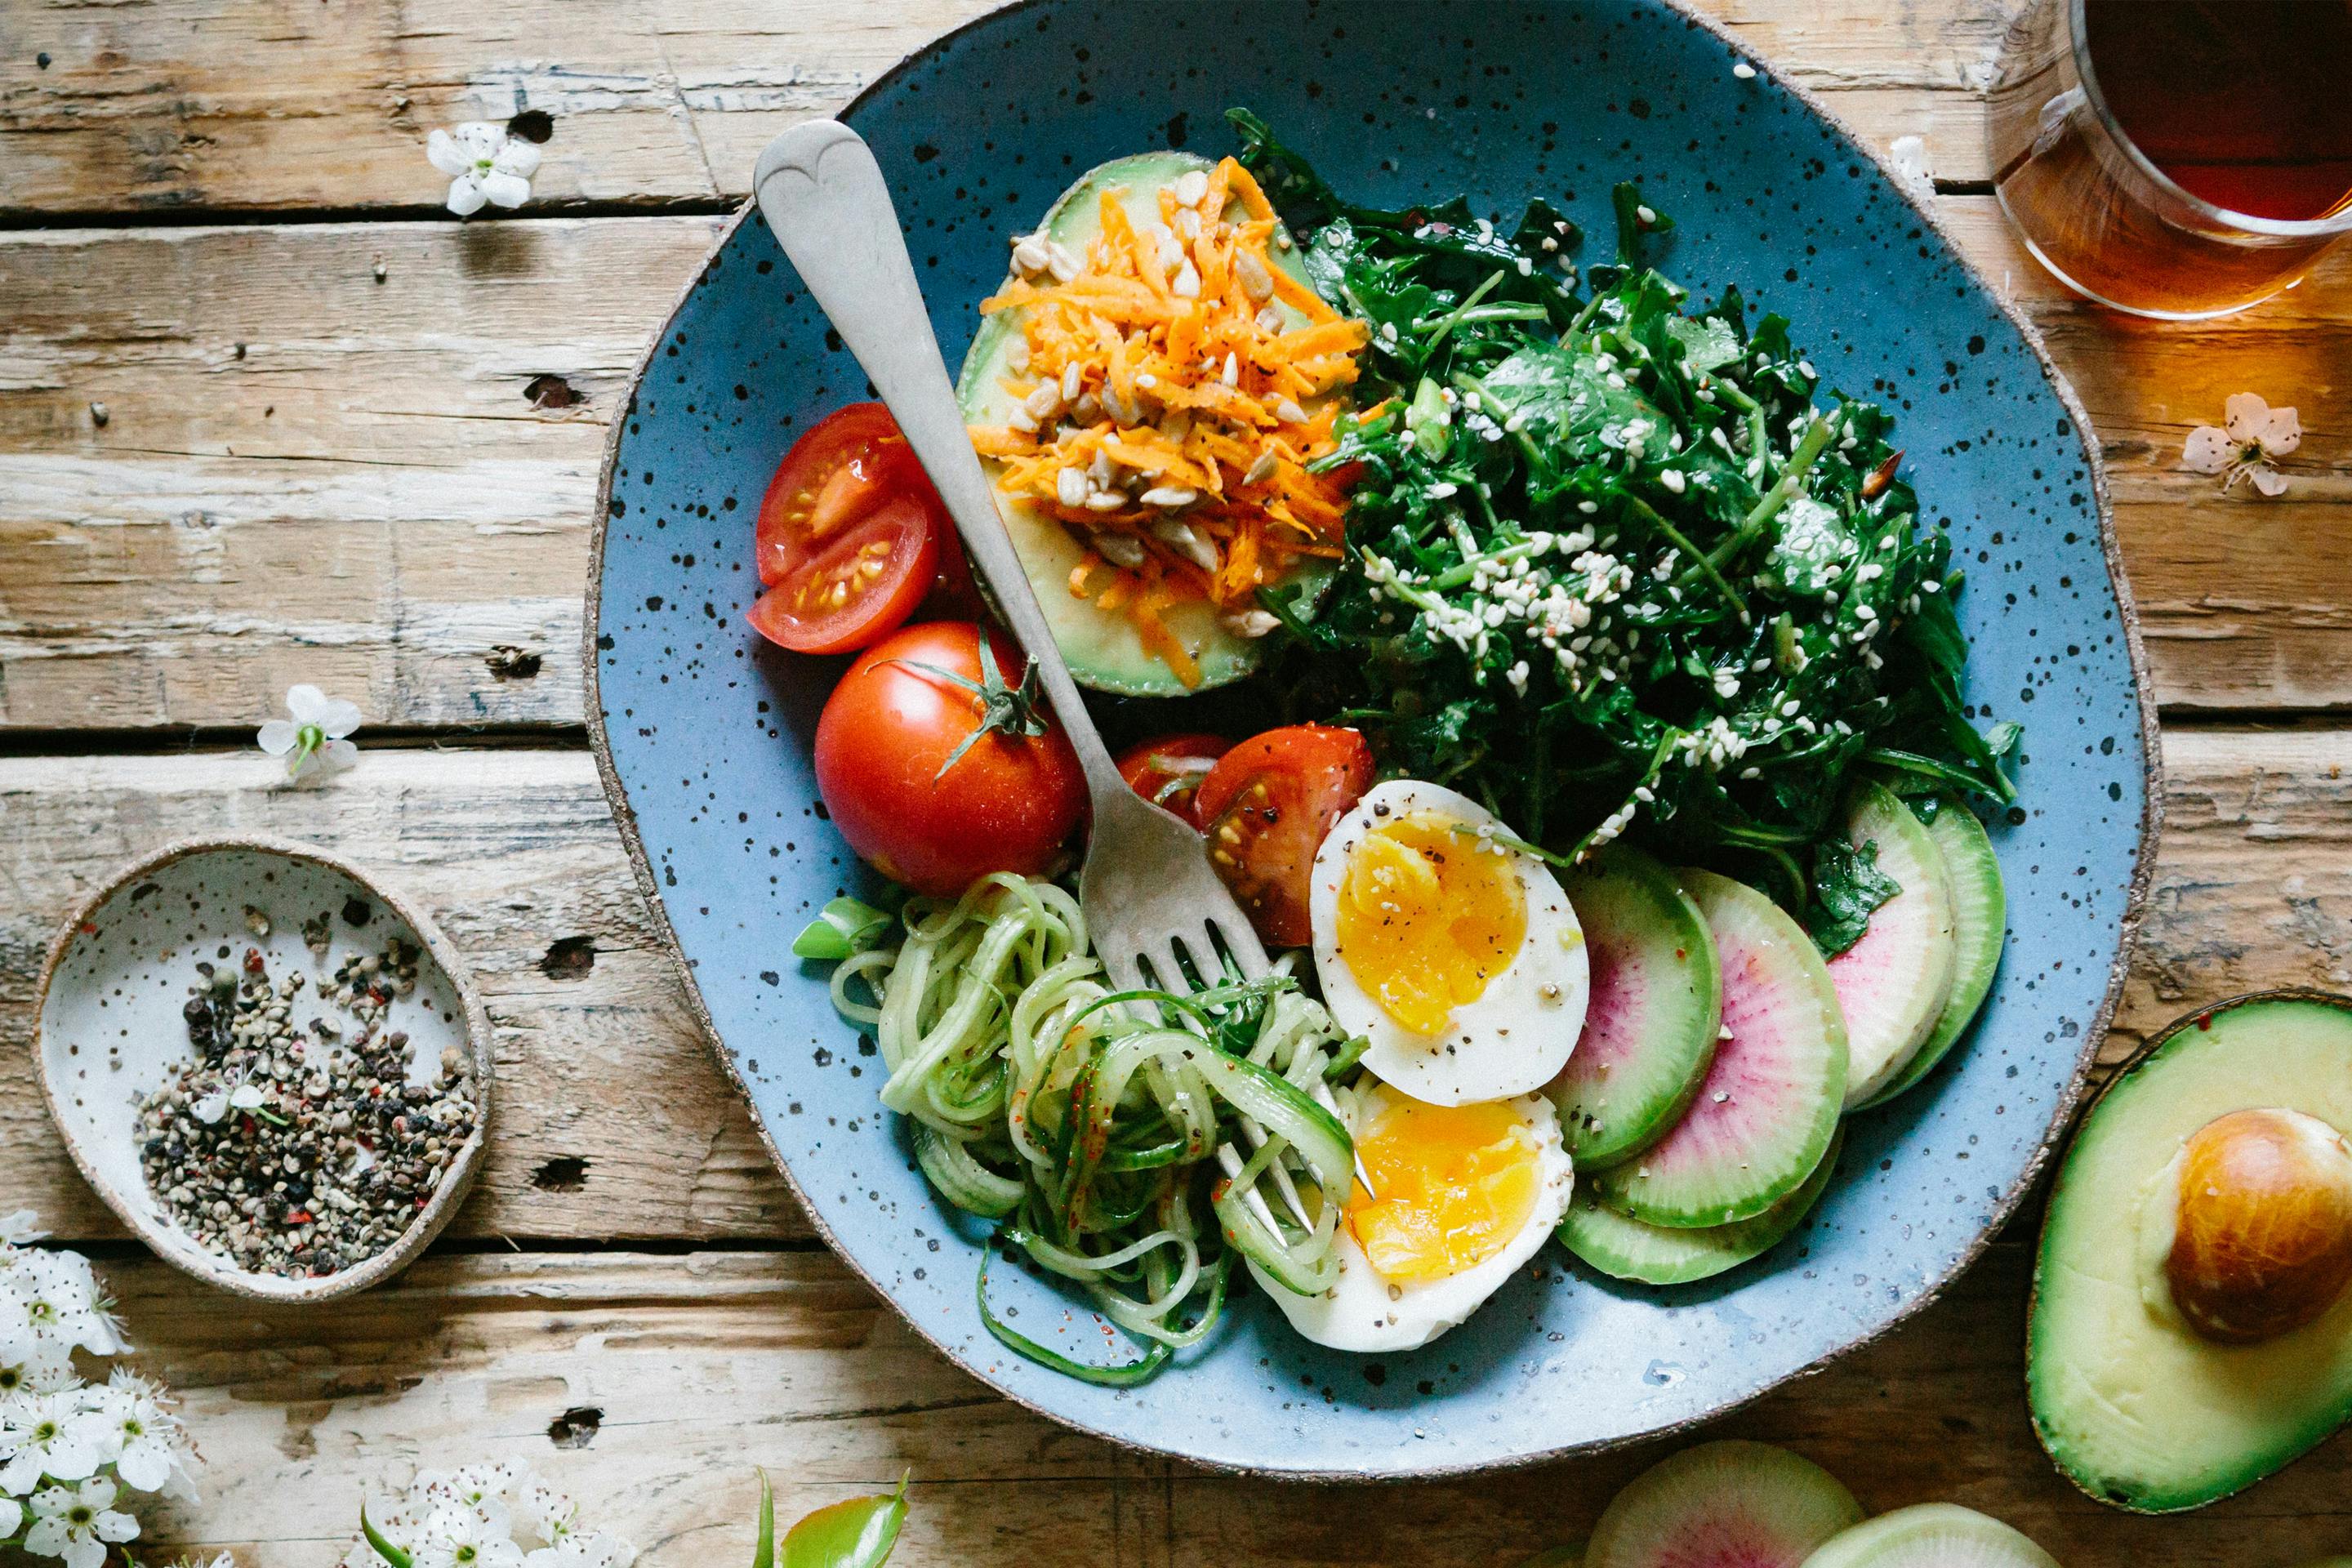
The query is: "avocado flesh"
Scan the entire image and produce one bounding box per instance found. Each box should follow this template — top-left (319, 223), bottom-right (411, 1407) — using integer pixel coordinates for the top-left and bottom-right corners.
top-left (2029, 994), bottom-right (2352, 1512)
top-left (954, 150), bottom-right (1334, 697)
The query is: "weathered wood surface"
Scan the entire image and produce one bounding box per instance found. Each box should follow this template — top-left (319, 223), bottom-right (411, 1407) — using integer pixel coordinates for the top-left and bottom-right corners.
top-left (3, 208), bottom-right (2345, 732)
top-left (7, 1), bottom-right (2352, 1559)
top-left (0, 0), bottom-right (2012, 222)
top-left (10, 728), bottom-right (2352, 1245)
top-left (87, 1244), bottom-right (2352, 1566)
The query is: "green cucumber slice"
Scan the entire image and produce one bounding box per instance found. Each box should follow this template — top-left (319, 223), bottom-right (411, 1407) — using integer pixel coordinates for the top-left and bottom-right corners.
top-left (1797, 1504), bottom-right (2059, 1568)
top-left (1587, 1440), bottom-right (1864, 1568)
top-left (1558, 1128), bottom-right (1842, 1285)
top-left (1827, 778), bottom-right (1958, 1107)
top-left (953, 152), bottom-right (1331, 696)
top-left (1548, 845), bottom-right (1722, 1169)
top-left (1857, 795), bottom-right (2005, 1110)
top-left (1588, 871), bottom-right (1846, 1228)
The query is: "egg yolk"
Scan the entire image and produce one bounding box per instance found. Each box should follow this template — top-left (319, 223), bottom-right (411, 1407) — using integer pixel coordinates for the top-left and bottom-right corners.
top-left (1334, 811), bottom-right (1528, 1036)
top-left (1346, 1094), bottom-right (1542, 1284)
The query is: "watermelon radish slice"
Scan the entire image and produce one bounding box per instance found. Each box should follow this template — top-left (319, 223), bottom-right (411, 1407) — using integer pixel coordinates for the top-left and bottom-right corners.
top-left (1548, 845), bottom-right (1722, 1169)
top-left (1826, 779), bottom-right (1958, 1107)
top-left (1797, 1504), bottom-right (2058, 1568)
top-left (1857, 796), bottom-right (2006, 1111)
top-left (1587, 1440), bottom-right (1864, 1568)
top-left (1558, 1129), bottom-right (1842, 1286)
top-left (1590, 871), bottom-right (1846, 1228)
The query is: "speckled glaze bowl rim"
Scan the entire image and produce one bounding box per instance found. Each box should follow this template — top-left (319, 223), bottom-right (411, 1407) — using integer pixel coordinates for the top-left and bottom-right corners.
top-left (30, 835), bottom-right (497, 1305)
top-left (582, 0), bottom-right (2163, 1480)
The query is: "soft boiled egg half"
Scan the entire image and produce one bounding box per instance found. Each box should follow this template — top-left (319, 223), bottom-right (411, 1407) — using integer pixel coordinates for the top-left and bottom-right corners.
top-left (1310, 779), bottom-right (1590, 1105)
top-left (1254, 1080), bottom-right (1574, 1352)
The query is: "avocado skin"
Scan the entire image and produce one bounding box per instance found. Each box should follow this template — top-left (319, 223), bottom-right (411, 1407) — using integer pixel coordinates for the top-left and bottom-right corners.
top-left (2028, 989), bottom-right (2352, 1513)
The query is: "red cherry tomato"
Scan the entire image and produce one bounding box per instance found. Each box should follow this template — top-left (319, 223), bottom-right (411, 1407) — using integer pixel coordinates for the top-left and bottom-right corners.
top-left (751, 403), bottom-right (950, 654)
top-left (748, 494), bottom-right (939, 655)
top-left (1194, 724), bottom-right (1375, 948)
top-left (1115, 733), bottom-right (1232, 829)
top-left (813, 621), bottom-right (1086, 898)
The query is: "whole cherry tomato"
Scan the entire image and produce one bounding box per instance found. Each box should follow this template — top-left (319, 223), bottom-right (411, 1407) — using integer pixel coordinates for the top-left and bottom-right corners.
top-left (813, 622), bottom-right (1085, 897)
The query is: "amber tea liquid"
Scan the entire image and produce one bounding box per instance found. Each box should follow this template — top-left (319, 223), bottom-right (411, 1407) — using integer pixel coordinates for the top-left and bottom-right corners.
top-left (1990, 0), bottom-right (2352, 318)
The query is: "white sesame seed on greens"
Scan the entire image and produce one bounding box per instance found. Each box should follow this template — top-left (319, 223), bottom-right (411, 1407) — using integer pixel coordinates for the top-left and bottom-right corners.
top-left (1224, 110), bottom-right (2016, 901)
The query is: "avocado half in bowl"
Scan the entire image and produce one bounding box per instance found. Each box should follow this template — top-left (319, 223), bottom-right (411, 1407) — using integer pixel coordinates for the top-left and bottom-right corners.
top-left (2029, 990), bottom-right (2352, 1512)
top-left (954, 149), bottom-right (1337, 697)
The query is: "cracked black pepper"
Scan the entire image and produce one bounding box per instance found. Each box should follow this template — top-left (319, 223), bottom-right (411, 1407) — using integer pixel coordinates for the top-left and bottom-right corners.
top-left (133, 912), bottom-right (479, 1279)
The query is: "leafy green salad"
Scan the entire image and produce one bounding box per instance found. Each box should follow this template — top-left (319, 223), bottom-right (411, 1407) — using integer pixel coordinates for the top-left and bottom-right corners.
top-left (1234, 112), bottom-right (2017, 935)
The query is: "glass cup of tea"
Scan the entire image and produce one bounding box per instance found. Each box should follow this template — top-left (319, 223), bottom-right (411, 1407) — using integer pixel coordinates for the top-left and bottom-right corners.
top-left (1989, 0), bottom-right (2352, 318)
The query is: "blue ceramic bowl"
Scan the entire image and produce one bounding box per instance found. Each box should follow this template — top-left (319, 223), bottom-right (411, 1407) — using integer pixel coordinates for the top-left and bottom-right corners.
top-left (587, 0), bottom-right (2157, 1477)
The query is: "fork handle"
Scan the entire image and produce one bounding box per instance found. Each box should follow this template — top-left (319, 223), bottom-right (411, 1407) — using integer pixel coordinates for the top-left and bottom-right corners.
top-left (753, 121), bottom-right (1127, 803)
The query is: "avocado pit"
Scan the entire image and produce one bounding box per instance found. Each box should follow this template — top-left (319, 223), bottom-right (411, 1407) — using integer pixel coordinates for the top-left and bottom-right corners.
top-left (2163, 1107), bottom-right (2352, 1345)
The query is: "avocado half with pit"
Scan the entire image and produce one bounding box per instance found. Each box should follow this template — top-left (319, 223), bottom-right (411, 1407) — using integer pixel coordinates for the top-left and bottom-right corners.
top-left (952, 150), bottom-right (1336, 697)
top-left (2029, 990), bottom-right (2352, 1512)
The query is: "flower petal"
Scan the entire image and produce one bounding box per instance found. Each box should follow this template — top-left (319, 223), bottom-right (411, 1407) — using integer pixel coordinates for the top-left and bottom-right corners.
top-left (2249, 462), bottom-right (2290, 497)
top-left (320, 737), bottom-right (361, 771)
top-left (256, 719), bottom-right (299, 755)
top-left (425, 128), bottom-right (470, 178)
top-left (2223, 390), bottom-right (2272, 443)
top-left (2260, 404), bottom-right (2301, 457)
top-left (2180, 425), bottom-right (2234, 473)
top-left (492, 140), bottom-right (542, 179)
top-left (314, 696), bottom-right (363, 737)
top-left (479, 169), bottom-right (532, 208)
top-left (446, 175), bottom-right (489, 217)
top-left (452, 122), bottom-right (505, 163)
top-left (284, 683), bottom-right (331, 723)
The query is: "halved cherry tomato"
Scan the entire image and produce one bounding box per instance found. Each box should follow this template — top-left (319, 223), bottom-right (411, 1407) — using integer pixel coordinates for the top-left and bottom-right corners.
top-left (756, 403), bottom-right (916, 586)
top-left (1115, 733), bottom-right (1232, 829)
top-left (813, 621), bottom-right (1085, 898)
top-left (751, 403), bottom-right (954, 653)
top-left (748, 493), bottom-right (939, 655)
top-left (1195, 724), bottom-right (1375, 948)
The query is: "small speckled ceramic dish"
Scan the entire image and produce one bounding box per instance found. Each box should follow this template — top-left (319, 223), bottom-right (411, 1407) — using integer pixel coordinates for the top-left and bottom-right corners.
top-left (33, 837), bottom-right (493, 1303)
top-left (588, 0), bottom-right (2158, 1477)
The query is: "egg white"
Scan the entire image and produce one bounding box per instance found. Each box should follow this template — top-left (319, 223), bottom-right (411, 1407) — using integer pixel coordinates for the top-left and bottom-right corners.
top-left (1310, 778), bottom-right (1590, 1105)
top-left (1250, 1083), bottom-right (1575, 1353)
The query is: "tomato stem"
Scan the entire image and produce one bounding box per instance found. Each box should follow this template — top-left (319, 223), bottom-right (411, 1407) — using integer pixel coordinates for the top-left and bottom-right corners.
top-left (884, 637), bottom-right (1053, 781)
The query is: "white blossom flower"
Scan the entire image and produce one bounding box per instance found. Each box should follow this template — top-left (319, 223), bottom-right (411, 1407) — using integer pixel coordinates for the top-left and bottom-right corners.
top-left (1886, 134), bottom-right (1934, 200)
top-left (416, 1461), bottom-right (521, 1535)
top-left (22, 1477), bottom-right (138, 1568)
top-left (12, 1254), bottom-right (124, 1361)
top-left (425, 122), bottom-right (541, 217)
top-left (412, 1503), bottom-right (526, 1568)
top-left (524, 1534), bottom-right (635, 1568)
top-left (1, 1389), bottom-right (109, 1491)
top-left (0, 1214), bottom-right (44, 1248)
top-left (2184, 391), bottom-right (2302, 497)
top-left (0, 1493), bottom-right (20, 1539)
top-left (0, 1345), bottom-right (78, 1402)
top-left (257, 684), bottom-right (362, 780)
top-left (85, 1371), bottom-right (193, 1495)
top-left (515, 1477), bottom-right (578, 1546)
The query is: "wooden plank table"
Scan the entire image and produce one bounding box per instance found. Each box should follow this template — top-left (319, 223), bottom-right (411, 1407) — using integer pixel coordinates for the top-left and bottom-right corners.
top-left (2, 3), bottom-right (2347, 1562)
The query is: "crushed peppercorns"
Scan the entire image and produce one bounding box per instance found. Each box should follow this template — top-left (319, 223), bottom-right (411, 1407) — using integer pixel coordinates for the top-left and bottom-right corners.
top-left (134, 913), bottom-right (479, 1279)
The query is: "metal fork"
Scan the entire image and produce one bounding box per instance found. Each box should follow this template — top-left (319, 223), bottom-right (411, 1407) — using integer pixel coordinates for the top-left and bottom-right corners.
top-left (752, 122), bottom-right (1319, 1227)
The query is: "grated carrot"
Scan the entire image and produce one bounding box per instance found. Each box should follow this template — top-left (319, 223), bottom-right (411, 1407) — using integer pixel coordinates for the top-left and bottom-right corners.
top-left (964, 155), bottom-right (1364, 688)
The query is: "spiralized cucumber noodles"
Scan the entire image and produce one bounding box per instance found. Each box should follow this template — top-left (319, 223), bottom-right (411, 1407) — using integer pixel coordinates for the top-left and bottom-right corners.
top-left (831, 872), bottom-right (1362, 1383)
